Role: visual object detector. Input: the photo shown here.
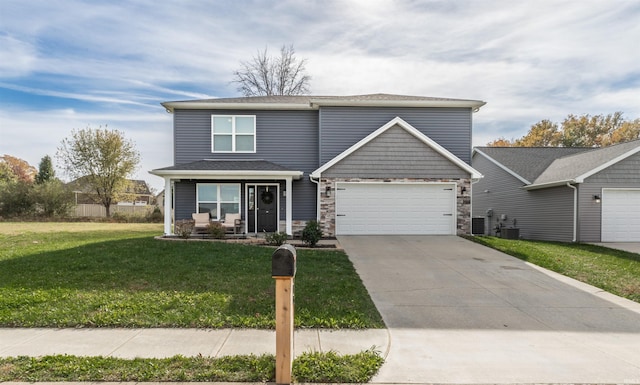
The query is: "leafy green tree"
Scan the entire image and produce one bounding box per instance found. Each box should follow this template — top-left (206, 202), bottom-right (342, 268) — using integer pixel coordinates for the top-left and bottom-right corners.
top-left (57, 126), bottom-right (140, 217)
top-left (0, 180), bottom-right (34, 217)
top-left (35, 155), bottom-right (55, 184)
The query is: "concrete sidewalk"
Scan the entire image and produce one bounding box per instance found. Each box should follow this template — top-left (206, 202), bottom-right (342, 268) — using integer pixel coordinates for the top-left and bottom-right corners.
top-left (0, 328), bottom-right (389, 359)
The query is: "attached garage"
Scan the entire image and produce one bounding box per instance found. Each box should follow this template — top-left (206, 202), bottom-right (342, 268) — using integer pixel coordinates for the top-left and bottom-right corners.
top-left (335, 182), bottom-right (457, 235)
top-left (602, 189), bottom-right (640, 242)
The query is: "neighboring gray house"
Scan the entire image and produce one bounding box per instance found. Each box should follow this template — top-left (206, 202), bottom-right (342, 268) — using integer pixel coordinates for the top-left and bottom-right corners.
top-left (150, 94), bottom-right (485, 236)
top-left (472, 139), bottom-right (640, 242)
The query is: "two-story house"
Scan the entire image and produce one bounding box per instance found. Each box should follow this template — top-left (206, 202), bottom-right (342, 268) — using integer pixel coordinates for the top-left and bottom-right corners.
top-left (150, 94), bottom-right (485, 237)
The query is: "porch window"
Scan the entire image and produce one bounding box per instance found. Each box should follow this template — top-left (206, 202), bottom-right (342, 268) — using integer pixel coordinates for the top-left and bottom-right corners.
top-left (211, 115), bottom-right (256, 152)
top-left (196, 183), bottom-right (240, 220)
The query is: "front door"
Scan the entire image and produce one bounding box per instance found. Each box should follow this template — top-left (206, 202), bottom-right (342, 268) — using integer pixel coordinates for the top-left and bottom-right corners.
top-left (248, 185), bottom-right (278, 233)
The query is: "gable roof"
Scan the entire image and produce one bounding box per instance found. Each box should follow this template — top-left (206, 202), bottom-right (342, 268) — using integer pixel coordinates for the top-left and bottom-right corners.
top-left (528, 139), bottom-right (640, 189)
top-left (473, 140), bottom-right (640, 190)
top-left (67, 177), bottom-right (152, 195)
top-left (150, 159), bottom-right (303, 180)
top-left (311, 116), bottom-right (483, 179)
top-left (162, 93), bottom-right (486, 112)
top-left (473, 147), bottom-right (590, 184)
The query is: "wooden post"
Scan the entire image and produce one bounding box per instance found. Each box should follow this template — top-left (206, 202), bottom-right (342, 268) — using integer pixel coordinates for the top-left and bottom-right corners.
top-left (274, 277), bottom-right (294, 384)
top-left (272, 244), bottom-right (296, 385)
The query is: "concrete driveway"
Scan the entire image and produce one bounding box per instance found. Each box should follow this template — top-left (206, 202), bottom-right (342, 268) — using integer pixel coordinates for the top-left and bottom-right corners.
top-left (339, 235), bottom-right (640, 384)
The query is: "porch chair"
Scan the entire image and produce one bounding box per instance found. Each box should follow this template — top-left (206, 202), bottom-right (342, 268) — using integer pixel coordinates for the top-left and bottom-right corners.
top-left (192, 212), bottom-right (211, 233)
top-left (221, 213), bottom-right (243, 234)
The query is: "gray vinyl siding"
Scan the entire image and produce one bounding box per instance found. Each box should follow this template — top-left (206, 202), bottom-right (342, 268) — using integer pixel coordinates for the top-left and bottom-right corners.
top-left (472, 153), bottom-right (575, 242)
top-left (320, 106), bottom-right (472, 165)
top-left (173, 109), bottom-right (318, 220)
top-left (175, 181), bottom-right (196, 222)
top-left (577, 151), bottom-right (640, 242)
top-left (325, 125), bottom-right (469, 178)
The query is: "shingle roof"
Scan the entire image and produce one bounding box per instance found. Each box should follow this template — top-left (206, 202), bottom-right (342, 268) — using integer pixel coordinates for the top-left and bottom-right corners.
top-left (474, 147), bottom-right (590, 183)
top-left (153, 159), bottom-right (296, 172)
top-left (532, 139), bottom-right (640, 185)
top-left (475, 139), bottom-right (640, 188)
top-left (162, 93), bottom-right (486, 112)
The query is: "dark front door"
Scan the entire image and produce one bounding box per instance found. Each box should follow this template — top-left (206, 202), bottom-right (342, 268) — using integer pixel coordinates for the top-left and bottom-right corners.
top-left (256, 185), bottom-right (277, 232)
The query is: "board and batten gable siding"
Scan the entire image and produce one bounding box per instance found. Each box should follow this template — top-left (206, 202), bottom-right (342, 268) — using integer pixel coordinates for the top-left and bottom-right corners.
top-left (319, 106), bottom-right (473, 165)
top-left (472, 153), bottom-right (575, 242)
top-left (324, 125), bottom-right (470, 178)
top-left (172, 109), bottom-right (319, 220)
top-left (577, 151), bottom-right (640, 242)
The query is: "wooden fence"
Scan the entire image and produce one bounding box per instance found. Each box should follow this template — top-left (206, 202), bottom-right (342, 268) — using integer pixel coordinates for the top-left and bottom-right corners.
top-left (73, 204), bottom-right (154, 218)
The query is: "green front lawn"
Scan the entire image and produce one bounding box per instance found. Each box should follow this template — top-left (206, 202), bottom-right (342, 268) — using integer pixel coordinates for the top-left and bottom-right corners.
top-left (469, 236), bottom-right (640, 303)
top-left (0, 350), bottom-right (384, 383)
top-left (0, 223), bottom-right (383, 328)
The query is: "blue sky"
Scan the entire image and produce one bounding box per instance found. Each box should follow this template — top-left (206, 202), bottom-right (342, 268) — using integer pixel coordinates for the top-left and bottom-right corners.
top-left (1, 0), bottom-right (639, 192)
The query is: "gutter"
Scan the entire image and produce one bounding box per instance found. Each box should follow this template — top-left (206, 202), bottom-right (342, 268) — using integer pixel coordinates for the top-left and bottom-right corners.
top-left (566, 183), bottom-right (577, 242)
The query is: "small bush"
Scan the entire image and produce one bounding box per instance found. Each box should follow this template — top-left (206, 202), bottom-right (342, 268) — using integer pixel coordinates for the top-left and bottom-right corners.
top-left (147, 206), bottom-right (163, 223)
top-left (175, 219), bottom-right (194, 239)
top-left (207, 221), bottom-right (226, 239)
top-left (301, 220), bottom-right (323, 247)
top-left (265, 231), bottom-right (288, 246)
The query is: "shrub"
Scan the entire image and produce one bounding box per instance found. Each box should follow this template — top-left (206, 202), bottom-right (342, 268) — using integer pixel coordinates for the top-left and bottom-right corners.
top-left (301, 220), bottom-right (323, 247)
top-left (147, 206), bottom-right (163, 223)
top-left (175, 219), bottom-right (194, 239)
top-left (265, 231), bottom-right (288, 246)
top-left (207, 221), bottom-right (226, 239)
top-left (31, 180), bottom-right (74, 217)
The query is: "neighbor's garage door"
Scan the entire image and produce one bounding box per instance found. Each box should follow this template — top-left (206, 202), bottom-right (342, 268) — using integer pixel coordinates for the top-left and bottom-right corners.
top-left (335, 183), bottom-right (456, 235)
top-left (602, 189), bottom-right (640, 242)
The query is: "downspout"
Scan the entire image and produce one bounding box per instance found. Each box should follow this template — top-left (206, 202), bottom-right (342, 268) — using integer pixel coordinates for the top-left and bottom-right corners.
top-left (566, 183), bottom-right (577, 242)
top-left (309, 175), bottom-right (321, 221)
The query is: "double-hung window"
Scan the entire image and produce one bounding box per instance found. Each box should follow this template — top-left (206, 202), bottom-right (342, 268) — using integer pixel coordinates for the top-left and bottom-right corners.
top-left (197, 183), bottom-right (241, 220)
top-left (211, 115), bottom-right (256, 152)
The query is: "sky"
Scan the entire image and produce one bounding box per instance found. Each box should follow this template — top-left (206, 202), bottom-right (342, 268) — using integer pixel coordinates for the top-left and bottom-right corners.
top-left (1, 0), bottom-right (639, 192)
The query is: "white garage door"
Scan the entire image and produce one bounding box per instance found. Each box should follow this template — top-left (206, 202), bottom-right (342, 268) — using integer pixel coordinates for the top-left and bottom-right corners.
top-left (602, 189), bottom-right (640, 242)
top-left (335, 183), bottom-right (456, 235)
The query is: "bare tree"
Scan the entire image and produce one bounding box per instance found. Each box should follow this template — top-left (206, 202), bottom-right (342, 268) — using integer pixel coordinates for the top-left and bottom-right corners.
top-left (233, 45), bottom-right (311, 96)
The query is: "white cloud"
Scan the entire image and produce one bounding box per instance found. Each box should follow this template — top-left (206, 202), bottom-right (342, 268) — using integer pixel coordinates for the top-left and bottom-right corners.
top-left (1, 0), bottom-right (639, 179)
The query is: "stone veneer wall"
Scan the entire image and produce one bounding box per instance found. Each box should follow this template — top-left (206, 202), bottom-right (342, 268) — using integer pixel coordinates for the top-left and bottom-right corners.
top-left (319, 177), bottom-right (472, 236)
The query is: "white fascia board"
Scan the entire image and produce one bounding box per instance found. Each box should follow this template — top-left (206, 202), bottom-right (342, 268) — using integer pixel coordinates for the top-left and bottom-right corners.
top-left (161, 101), bottom-right (314, 113)
top-left (472, 148), bottom-right (530, 185)
top-left (149, 169), bottom-right (303, 180)
top-left (310, 99), bottom-right (486, 110)
top-left (522, 179), bottom-right (576, 190)
top-left (311, 116), bottom-right (483, 179)
top-left (574, 145), bottom-right (640, 183)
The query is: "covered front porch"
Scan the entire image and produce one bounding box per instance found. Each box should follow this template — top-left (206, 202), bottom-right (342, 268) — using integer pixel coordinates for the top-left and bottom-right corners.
top-left (150, 160), bottom-right (303, 236)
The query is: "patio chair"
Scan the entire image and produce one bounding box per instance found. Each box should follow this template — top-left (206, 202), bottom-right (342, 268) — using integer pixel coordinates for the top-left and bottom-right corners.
top-left (221, 213), bottom-right (243, 234)
top-left (192, 212), bottom-right (210, 233)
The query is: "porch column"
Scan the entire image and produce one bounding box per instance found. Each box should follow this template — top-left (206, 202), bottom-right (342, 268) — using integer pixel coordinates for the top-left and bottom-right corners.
top-left (163, 177), bottom-right (173, 236)
top-left (285, 176), bottom-right (293, 235)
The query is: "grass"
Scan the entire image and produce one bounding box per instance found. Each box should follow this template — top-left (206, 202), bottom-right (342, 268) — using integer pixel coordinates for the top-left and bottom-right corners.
top-left (0, 222), bottom-right (383, 328)
top-left (469, 236), bottom-right (640, 303)
top-left (0, 350), bottom-right (384, 383)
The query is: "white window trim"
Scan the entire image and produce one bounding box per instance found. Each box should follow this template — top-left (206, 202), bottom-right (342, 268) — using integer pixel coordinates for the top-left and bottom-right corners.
top-left (211, 115), bottom-right (256, 153)
top-left (196, 183), bottom-right (241, 220)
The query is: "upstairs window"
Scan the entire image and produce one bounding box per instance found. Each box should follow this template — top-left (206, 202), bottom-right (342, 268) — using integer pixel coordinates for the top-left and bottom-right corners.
top-left (211, 115), bottom-right (256, 153)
